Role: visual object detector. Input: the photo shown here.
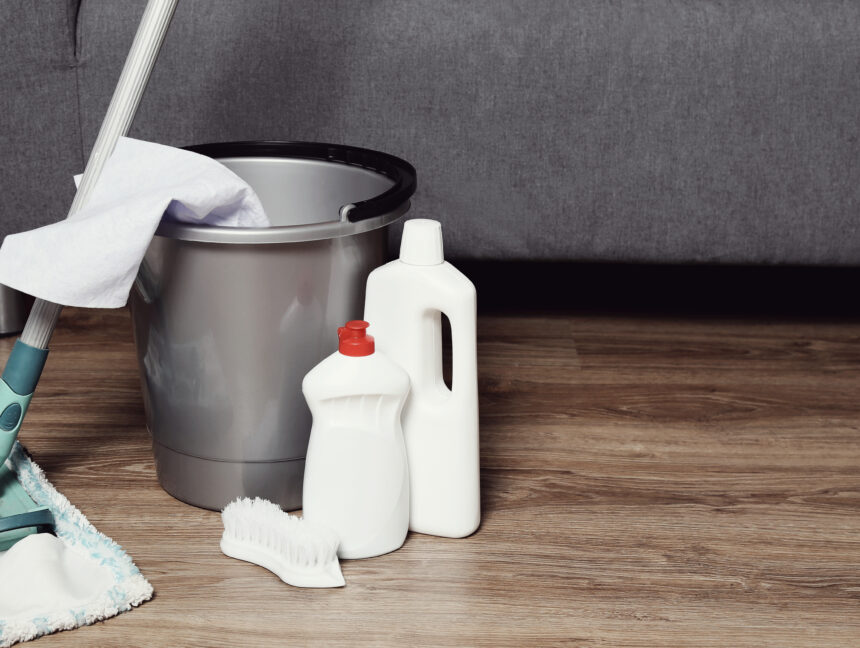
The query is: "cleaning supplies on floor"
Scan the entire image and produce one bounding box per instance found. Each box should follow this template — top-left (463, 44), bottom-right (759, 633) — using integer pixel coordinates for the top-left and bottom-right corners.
top-left (302, 321), bottom-right (411, 559)
top-left (364, 219), bottom-right (480, 538)
top-left (220, 498), bottom-right (344, 588)
top-left (0, 443), bottom-right (152, 647)
top-left (0, 136), bottom-right (269, 309)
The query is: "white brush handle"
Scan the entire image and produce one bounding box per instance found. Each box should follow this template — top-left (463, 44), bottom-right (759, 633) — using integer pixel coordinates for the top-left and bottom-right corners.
top-left (21, 0), bottom-right (178, 349)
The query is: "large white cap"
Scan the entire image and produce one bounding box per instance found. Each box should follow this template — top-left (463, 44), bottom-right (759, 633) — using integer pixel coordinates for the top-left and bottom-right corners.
top-left (399, 219), bottom-right (444, 265)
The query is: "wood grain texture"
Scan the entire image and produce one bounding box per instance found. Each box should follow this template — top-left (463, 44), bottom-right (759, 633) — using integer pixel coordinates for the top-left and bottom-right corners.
top-left (7, 307), bottom-right (860, 647)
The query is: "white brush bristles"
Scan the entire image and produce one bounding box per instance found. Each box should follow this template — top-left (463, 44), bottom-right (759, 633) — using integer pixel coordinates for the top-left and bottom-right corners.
top-left (220, 498), bottom-right (345, 588)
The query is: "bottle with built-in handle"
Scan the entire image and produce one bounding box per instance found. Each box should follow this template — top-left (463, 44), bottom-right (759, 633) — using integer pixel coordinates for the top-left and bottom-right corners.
top-left (301, 320), bottom-right (411, 559)
top-left (364, 219), bottom-right (480, 538)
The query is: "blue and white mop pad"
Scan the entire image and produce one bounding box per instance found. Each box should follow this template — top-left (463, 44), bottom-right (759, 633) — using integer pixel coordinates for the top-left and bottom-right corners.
top-left (0, 443), bottom-right (152, 647)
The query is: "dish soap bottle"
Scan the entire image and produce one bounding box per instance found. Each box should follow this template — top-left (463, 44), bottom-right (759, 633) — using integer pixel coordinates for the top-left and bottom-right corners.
top-left (301, 320), bottom-right (411, 559)
top-left (364, 219), bottom-right (480, 538)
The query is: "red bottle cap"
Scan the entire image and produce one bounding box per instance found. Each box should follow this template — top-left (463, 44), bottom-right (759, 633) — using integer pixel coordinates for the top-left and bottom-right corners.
top-left (337, 320), bottom-right (375, 357)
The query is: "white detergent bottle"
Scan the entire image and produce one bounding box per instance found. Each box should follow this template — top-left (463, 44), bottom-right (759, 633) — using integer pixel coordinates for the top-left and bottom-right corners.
top-left (364, 219), bottom-right (480, 538)
top-left (301, 320), bottom-right (411, 559)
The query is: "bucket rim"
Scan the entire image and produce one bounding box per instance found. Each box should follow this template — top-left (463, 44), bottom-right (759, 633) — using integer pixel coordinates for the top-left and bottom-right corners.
top-left (154, 140), bottom-right (416, 244)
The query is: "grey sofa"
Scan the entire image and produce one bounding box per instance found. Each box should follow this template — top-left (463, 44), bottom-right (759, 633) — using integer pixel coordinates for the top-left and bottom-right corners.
top-left (2, 0), bottom-right (859, 265)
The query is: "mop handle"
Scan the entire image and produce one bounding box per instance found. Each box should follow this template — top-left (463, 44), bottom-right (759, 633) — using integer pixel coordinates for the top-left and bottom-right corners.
top-left (21, 0), bottom-right (178, 350)
top-left (0, 0), bottom-right (178, 464)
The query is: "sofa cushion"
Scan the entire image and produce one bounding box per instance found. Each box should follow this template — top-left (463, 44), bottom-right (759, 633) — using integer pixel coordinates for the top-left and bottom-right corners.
top-left (0, 1), bottom-right (82, 241)
top-left (26, 1), bottom-right (860, 263)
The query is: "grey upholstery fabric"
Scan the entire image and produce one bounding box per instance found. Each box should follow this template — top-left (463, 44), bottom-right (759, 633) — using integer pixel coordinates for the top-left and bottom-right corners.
top-left (0, 1), bottom-right (82, 236)
top-left (5, 1), bottom-right (860, 264)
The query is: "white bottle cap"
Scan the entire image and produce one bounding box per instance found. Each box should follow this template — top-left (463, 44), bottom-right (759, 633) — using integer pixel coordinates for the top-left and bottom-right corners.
top-left (399, 219), bottom-right (444, 265)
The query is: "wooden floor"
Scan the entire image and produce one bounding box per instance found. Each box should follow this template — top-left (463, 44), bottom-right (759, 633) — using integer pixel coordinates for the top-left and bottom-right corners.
top-left (9, 306), bottom-right (860, 647)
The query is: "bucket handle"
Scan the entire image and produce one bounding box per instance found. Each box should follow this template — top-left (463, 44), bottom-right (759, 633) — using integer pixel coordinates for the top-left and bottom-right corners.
top-left (338, 149), bottom-right (417, 223)
top-left (185, 141), bottom-right (417, 224)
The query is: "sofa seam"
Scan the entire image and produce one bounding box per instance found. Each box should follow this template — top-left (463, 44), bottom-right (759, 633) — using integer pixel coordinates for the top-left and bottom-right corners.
top-left (70, 0), bottom-right (86, 173)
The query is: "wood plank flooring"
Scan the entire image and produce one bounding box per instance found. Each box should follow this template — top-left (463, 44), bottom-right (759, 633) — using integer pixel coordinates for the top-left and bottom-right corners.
top-left (6, 306), bottom-right (860, 647)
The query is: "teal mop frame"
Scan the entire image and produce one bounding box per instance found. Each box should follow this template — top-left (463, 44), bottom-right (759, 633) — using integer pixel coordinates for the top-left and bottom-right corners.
top-left (0, 341), bottom-right (51, 550)
top-left (0, 341), bottom-right (48, 462)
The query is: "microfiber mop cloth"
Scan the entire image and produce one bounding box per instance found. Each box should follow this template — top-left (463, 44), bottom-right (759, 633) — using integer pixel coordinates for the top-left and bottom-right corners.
top-left (0, 443), bottom-right (152, 647)
top-left (0, 136), bottom-right (269, 308)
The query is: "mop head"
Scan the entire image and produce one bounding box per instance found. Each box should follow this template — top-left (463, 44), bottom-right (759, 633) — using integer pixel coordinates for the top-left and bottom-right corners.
top-left (0, 442), bottom-right (152, 647)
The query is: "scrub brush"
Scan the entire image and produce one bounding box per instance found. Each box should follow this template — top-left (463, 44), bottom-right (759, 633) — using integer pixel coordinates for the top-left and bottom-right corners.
top-left (220, 498), bottom-right (345, 588)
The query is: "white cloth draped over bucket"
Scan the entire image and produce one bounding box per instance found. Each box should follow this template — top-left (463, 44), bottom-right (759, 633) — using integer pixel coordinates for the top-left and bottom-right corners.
top-left (0, 137), bottom-right (269, 309)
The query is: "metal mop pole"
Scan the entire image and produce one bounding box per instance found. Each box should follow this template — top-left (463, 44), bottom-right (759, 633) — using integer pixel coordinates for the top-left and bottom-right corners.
top-left (0, 0), bottom-right (178, 463)
top-left (22, 0), bottom-right (179, 349)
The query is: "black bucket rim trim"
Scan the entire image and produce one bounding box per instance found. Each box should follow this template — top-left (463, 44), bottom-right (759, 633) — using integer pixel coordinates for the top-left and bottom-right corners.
top-left (185, 140), bottom-right (417, 224)
top-left (154, 140), bottom-right (415, 244)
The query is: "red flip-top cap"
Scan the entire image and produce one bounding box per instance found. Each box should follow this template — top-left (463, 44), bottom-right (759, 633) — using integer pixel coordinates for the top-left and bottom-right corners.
top-left (338, 320), bottom-right (375, 357)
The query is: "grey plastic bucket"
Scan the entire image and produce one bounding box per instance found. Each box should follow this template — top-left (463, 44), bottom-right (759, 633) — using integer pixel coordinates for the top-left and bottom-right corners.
top-left (129, 141), bottom-right (416, 511)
